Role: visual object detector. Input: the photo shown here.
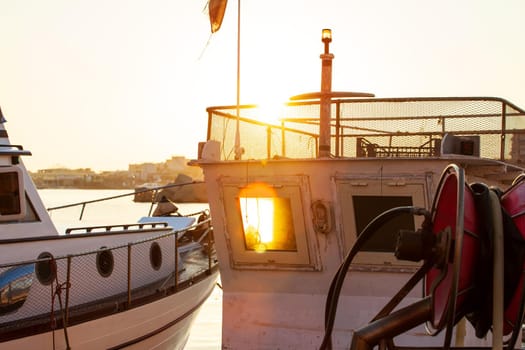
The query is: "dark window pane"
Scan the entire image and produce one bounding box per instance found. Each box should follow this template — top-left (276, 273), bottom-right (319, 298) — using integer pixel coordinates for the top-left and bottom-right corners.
top-left (0, 172), bottom-right (21, 215)
top-left (353, 195), bottom-right (414, 252)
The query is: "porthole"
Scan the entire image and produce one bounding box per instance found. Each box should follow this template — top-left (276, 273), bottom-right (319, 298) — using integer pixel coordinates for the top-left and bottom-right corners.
top-left (96, 247), bottom-right (114, 278)
top-left (35, 252), bottom-right (56, 286)
top-left (150, 242), bottom-right (162, 271)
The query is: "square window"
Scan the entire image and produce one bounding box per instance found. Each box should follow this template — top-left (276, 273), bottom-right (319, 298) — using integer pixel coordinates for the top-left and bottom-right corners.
top-left (239, 197), bottom-right (297, 252)
top-left (352, 195), bottom-right (414, 252)
top-left (220, 176), bottom-right (320, 270)
top-left (335, 175), bottom-right (430, 266)
top-left (0, 167), bottom-right (25, 221)
top-left (0, 171), bottom-right (21, 215)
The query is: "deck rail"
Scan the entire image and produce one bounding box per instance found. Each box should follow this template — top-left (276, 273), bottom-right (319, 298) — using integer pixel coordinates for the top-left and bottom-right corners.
top-left (46, 181), bottom-right (205, 220)
top-left (0, 213), bottom-right (217, 341)
top-left (205, 96), bottom-right (525, 163)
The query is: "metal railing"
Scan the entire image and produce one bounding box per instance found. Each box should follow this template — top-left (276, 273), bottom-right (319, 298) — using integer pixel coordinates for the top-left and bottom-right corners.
top-left (46, 181), bottom-right (205, 220)
top-left (206, 96), bottom-right (525, 163)
top-left (0, 215), bottom-right (217, 341)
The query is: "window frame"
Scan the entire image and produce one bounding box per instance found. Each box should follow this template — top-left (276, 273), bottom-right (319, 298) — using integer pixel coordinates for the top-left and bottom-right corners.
top-left (219, 175), bottom-right (321, 271)
top-left (334, 174), bottom-right (432, 266)
top-left (0, 166), bottom-right (26, 221)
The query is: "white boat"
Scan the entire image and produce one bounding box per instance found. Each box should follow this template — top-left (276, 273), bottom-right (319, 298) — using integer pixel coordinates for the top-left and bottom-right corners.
top-left (193, 30), bottom-right (525, 349)
top-left (0, 110), bottom-right (219, 349)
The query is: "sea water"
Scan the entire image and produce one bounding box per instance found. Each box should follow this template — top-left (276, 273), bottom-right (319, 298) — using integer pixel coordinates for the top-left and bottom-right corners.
top-left (38, 188), bottom-right (222, 349)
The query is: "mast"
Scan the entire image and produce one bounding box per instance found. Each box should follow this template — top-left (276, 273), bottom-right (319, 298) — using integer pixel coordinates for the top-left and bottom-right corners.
top-left (319, 29), bottom-right (334, 158)
top-left (234, 0), bottom-right (243, 160)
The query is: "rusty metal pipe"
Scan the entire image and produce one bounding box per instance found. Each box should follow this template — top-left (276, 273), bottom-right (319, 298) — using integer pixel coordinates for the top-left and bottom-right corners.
top-left (351, 297), bottom-right (432, 350)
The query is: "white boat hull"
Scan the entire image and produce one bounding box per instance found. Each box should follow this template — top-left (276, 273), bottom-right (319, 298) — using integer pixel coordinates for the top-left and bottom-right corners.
top-left (0, 121), bottom-right (220, 349)
top-left (1, 268), bottom-right (218, 350)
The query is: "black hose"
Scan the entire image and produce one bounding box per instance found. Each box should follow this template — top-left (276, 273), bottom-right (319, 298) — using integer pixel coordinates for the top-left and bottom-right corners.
top-left (319, 206), bottom-right (430, 349)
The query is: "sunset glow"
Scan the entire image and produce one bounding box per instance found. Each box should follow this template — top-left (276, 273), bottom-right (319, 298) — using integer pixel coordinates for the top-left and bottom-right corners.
top-left (238, 182), bottom-right (297, 252)
top-left (1, 1), bottom-right (524, 171)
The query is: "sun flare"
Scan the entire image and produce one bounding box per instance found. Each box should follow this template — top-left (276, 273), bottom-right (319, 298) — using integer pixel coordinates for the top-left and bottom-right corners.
top-left (255, 97), bottom-right (287, 125)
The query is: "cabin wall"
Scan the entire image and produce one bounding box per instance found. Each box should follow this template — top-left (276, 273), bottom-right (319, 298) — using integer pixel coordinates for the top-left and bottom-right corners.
top-left (200, 157), bottom-right (505, 349)
top-left (201, 158), bottom-right (456, 294)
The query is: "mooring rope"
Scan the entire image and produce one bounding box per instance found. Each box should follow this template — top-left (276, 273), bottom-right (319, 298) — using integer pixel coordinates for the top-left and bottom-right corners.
top-left (49, 258), bottom-right (71, 350)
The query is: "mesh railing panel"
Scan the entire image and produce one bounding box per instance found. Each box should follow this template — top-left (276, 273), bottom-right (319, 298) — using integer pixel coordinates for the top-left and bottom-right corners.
top-left (0, 221), bottom-right (215, 331)
top-left (207, 97), bottom-right (525, 163)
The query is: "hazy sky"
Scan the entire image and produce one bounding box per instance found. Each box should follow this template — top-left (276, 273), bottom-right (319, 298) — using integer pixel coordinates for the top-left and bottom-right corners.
top-left (1, 0), bottom-right (524, 171)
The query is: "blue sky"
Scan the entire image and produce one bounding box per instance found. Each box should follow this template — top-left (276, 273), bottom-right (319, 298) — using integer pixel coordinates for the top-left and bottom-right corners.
top-left (1, 0), bottom-right (524, 171)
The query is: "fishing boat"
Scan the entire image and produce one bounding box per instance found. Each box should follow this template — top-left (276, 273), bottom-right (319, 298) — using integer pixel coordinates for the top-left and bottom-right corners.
top-left (0, 109), bottom-right (219, 349)
top-left (193, 29), bottom-right (525, 349)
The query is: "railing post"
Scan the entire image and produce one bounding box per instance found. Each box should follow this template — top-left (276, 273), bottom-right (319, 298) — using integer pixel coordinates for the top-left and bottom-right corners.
top-left (281, 120), bottom-right (286, 157)
top-left (65, 256), bottom-right (71, 325)
top-left (148, 202), bottom-right (154, 217)
top-left (335, 100), bottom-right (341, 156)
top-left (208, 227), bottom-right (212, 272)
top-left (174, 232), bottom-right (179, 291)
top-left (127, 244), bottom-right (132, 306)
top-left (501, 101), bottom-right (506, 160)
top-left (267, 125), bottom-right (271, 159)
top-left (79, 203), bottom-right (86, 220)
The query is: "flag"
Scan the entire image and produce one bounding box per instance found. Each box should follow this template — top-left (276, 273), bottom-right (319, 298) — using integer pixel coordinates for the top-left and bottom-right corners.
top-left (209, 0), bottom-right (228, 33)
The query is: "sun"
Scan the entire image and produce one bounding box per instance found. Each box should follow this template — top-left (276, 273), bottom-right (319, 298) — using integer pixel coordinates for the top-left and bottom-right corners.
top-left (240, 76), bottom-right (294, 125)
top-left (255, 98), bottom-right (288, 125)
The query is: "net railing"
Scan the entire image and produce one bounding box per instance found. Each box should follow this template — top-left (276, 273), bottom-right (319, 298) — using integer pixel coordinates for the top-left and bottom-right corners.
top-left (0, 216), bottom-right (216, 336)
top-left (206, 97), bottom-right (525, 164)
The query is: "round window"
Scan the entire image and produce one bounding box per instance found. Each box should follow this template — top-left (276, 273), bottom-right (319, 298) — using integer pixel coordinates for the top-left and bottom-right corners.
top-left (35, 252), bottom-right (56, 286)
top-left (96, 247), bottom-right (114, 278)
top-left (150, 242), bottom-right (162, 271)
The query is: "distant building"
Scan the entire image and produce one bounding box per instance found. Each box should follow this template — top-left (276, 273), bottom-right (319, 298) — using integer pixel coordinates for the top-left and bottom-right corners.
top-left (128, 162), bottom-right (159, 183)
top-left (30, 156), bottom-right (203, 189)
top-left (165, 156), bottom-right (187, 172)
top-left (33, 168), bottom-right (96, 188)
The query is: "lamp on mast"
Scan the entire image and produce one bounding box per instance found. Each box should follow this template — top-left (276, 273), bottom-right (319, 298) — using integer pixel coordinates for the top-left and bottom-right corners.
top-left (319, 29), bottom-right (334, 158)
top-left (322, 28), bottom-right (332, 54)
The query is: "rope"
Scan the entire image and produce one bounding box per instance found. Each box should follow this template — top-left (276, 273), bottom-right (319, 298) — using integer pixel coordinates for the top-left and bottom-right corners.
top-left (48, 258), bottom-right (71, 350)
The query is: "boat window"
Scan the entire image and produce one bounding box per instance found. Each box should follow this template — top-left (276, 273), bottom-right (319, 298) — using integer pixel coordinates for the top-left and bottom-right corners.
top-left (239, 196), bottom-right (297, 252)
top-left (220, 176), bottom-right (320, 270)
top-left (336, 175), bottom-right (431, 266)
top-left (0, 167), bottom-right (26, 221)
top-left (353, 195), bottom-right (414, 252)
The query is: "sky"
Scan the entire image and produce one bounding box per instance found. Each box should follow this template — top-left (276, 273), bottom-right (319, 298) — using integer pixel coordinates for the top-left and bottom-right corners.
top-left (0, 0), bottom-right (524, 172)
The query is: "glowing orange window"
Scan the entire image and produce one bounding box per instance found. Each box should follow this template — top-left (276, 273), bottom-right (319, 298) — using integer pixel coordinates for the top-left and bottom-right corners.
top-left (239, 193), bottom-right (297, 253)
